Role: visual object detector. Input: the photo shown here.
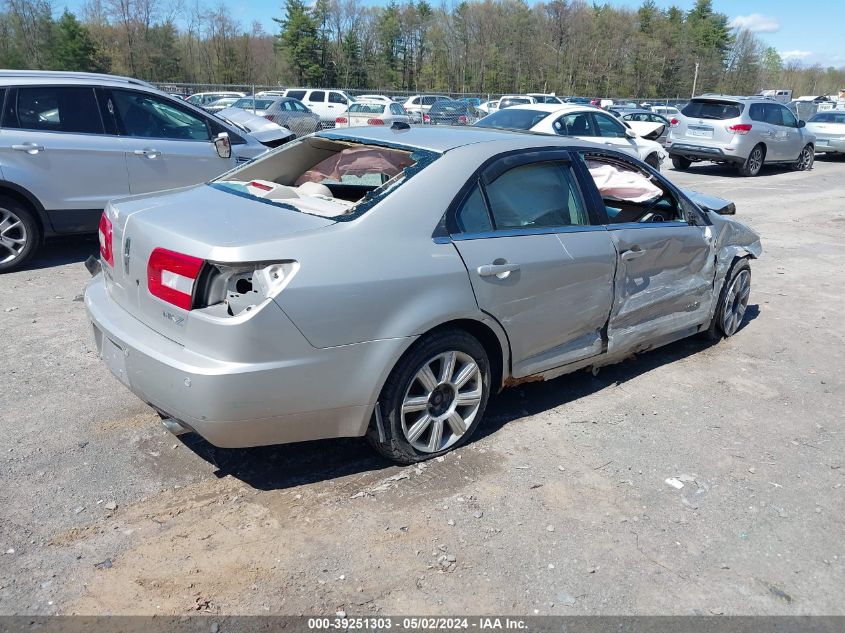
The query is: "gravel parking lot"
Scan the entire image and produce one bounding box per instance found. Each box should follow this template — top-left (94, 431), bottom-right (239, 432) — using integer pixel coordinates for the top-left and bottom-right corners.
top-left (1, 156), bottom-right (843, 616)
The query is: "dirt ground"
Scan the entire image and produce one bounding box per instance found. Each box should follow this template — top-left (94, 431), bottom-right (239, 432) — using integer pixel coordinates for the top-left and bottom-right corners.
top-left (1, 156), bottom-right (843, 616)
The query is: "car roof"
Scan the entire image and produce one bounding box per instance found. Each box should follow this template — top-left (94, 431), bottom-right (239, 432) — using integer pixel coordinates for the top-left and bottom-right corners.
top-left (0, 69), bottom-right (155, 89)
top-left (316, 125), bottom-right (588, 153)
top-left (503, 103), bottom-right (596, 114)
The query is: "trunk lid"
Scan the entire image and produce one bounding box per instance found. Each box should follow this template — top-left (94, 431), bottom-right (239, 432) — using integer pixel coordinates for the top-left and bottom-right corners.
top-left (104, 184), bottom-right (334, 345)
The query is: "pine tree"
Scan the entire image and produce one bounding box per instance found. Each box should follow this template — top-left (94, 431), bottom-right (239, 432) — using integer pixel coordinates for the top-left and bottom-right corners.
top-left (274, 0), bottom-right (322, 86)
top-left (51, 10), bottom-right (106, 72)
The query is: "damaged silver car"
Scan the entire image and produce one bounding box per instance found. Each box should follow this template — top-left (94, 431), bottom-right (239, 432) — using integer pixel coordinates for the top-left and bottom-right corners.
top-left (85, 126), bottom-right (761, 464)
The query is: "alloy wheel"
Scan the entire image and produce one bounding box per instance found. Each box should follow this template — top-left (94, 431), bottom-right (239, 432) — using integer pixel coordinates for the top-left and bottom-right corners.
top-left (798, 146), bottom-right (813, 171)
top-left (748, 148), bottom-right (762, 175)
top-left (0, 207), bottom-right (27, 265)
top-left (722, 269), bottom-right (750, 336)
top-left (400, 351), bottom-right (483, 453)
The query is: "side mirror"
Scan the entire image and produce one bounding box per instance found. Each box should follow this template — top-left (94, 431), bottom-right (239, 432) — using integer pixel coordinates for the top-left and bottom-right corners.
top-left (684, 189), bottom-right (736, 215)
top-left (798, 120), bottom-right (806, 128)
top-left (213, 132), bottom-right (231, 159)
top-left (625, 127), bottom-right (638, 139)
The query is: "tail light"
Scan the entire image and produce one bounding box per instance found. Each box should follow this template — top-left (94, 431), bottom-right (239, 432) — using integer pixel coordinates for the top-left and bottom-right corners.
top-left (98, 212), bottom-right (114, 267)
top-left (726, 123), bottom-right (753, 135)
top-left (147, 248), bottom-right (204, 310)
top-left (367, 118), bottom-right (384, 125)
top-left (335, 116), bottom-right (347, 124)
top-left (423, 114), bottom-right (431, 123)
top-left (669, 118), bottom-right (679, 128)
top-left (264, 114), bottom-right (276, 123)
top-left (458, 115), bottom-right (468, 124)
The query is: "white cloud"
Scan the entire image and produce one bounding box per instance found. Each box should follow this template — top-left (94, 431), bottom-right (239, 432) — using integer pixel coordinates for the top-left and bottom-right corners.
top-left (729, 13), bottom-right (781, 33)
top-left (778, 50), bottom-right (814, 60)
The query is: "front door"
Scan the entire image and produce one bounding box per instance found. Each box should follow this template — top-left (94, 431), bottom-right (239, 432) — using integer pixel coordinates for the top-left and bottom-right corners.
top-left (578, 151), bottom-right (715, 353)
top-left (449, 155), bottom-right (617, 377)
top-left (107, 89), bottom-right (235, 195)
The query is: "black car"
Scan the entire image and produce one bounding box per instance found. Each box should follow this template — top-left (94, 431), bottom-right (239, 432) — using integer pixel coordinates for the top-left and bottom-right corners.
top-left (424, 100), bottom-right (480, 125)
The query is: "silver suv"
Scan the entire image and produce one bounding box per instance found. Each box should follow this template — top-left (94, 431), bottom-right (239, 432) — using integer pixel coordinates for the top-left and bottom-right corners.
top-left (0, 71), bottom-right (271, 272)
top-left (667, 96), bottom-right (816, 176)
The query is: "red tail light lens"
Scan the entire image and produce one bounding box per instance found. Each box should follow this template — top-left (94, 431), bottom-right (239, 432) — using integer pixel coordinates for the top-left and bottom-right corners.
top-left (727, 123), bottom-right (753, 135)
top-left (669, 118), bottom-right (679, 128)
top-left (367, 118), bottom-right (385, 125)
top-left (264, 114), bottom-right (276, 123)
top-left (147, 248), bottom-right (204, 310)
top-left (335, 116), bottom-right (347, 124)
top-left (423, 114), bottom-right (430, 123)
top-left (458, 115), bottom-right (468, 124)
top-left (98, 212), bottom-right (114, 267)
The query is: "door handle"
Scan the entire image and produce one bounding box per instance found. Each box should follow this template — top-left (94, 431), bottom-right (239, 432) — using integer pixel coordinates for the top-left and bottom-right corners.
top-left (134, 148), bottom-right (161, 159)
top-left (621, 248), bottom-right (646, 261)
top-left (12, 143), bottom-right (44, 154)
top-left (477, 262), bottom-right (520, 278)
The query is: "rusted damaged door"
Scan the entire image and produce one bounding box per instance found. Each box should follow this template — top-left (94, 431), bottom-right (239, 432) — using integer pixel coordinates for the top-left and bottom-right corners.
top-left (605, 223), bottom-right (715, 353)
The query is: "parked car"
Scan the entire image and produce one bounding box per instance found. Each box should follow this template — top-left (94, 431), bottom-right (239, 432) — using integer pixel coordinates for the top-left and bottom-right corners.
top-left (262, 97), bottom-right (322, 138)
top-left (564, 97), bottom-right (592, 105)
top-left (403, 94), bottom-right (450, 123)
top-left (477, 99), bottom-right (500, 115)
top-left (667, 96), bottom-right (816, 176)
top-left (0, 71), bottom-right (271, 272)
top-left (204, 97), bottom-right (239, 113)
top-left (214, 107), bottom-right (295, 148)
top-left (460, 97), bottom-right (482, 107)
top-left (282, 88), bottom-right (356, 126)
top-left (652, 105), bottom-right (681, 118)
top-left (356, 94), bottom-right (394, 104)
top-left (475, 104), bottom-right (667, 169)
top-left (185, 91), bottom-right (245, 108)
top-left (85, 126), bottom-right (761, 464)
top-left (615, 109), bottom-right (671, 146)
top-left (424, 100), bottom-right (480, 125)
top-left (498, 95), bottom-right (535, 109)
top-left (335, 101), bottom-right (411, 128)
top-left (230, 97), bottom-right (280, 117)
top-left (527, 93), bottom-right (563, 104)
top-left (255, 90), bottom-right (286, 98)
top-left (805, 110), bottom-right (845, 155)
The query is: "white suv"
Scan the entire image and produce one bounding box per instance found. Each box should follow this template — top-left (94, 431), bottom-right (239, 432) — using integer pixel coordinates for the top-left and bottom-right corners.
top-left (0, 71), bottom-right (272, 271)
top-left (282, 89), bottom-right (355, 126)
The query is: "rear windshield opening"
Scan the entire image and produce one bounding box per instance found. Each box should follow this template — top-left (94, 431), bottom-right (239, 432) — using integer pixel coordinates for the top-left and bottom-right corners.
top-left (682, 100), bottom-right (743, 120)
top-left (212, 137), bottom-right (435, 219)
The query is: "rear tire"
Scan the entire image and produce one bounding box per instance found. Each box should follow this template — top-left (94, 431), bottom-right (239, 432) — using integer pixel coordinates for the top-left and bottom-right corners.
top-left (702, 259), bottom-right (751, 341)
top-left (738, 144), bottom-right (764, 177)
top-left (671, 156), bottom-right (691, 170)
top-left (792, 144), bottom-right (814, 171)
top-left (367, 328), bottom-right (491, 464)
top-left (0, 196), bottom-right (40, 273)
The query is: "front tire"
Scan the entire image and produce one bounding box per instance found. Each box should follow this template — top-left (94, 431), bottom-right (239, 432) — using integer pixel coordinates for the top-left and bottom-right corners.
top-left (792, 144), bottom-right (814, 171)
top-left (671, 156), bottom-right (691, 170)
top-left (0, 196), bottom-right (40, 273)
top-left (367, 329), bottom-right (491, 464)
top-left (702, 259), bottom-right (751, 341)
top-left (738, 144), bottom-right (765, 177)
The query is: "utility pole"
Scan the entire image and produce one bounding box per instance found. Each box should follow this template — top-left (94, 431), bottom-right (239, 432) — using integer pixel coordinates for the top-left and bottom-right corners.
top-left (691, 62), bottom-right (700, 98)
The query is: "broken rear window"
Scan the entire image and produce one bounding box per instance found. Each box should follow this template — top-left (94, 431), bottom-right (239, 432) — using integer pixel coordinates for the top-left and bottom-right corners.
top-left (211, 136), bottom-right (438, 220)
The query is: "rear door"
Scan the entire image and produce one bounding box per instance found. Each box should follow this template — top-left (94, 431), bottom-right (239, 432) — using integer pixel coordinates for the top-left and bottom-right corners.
top-left (775, 104), bottom-right (804, 160)
top-left (577, 151), bottom-right (715, 353)
top-left (449, 151), bottom-right (616, 377)
top-left (0, 85), bottom-right (129, 232)
top-left (108, 88), bottom-right (236, 195)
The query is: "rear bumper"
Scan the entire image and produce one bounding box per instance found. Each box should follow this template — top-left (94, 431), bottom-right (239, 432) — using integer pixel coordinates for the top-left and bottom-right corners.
top-left (84, 274), bottom-right (412, 448)
top-left (668, 143), bottom-right (744, 164)
top-left (814, 138), bottom-right (845, 153)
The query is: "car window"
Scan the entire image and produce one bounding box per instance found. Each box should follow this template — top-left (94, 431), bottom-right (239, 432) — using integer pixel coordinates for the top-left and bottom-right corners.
top-left (485, 162), bottom-right (588, 230)
top-left (810, 112), bottom-right (845, 123)
top-left (475, 108), bottom-right (549, 130)
top-left (455, 184), bottom-right (493, 233)
top-left (328, 92), bottom-right (347, 104)
top-left (682, 99), bottom-right (743, 120)
top-left (390, 103), bottom-right (404, 115)
top-left (593, 113), bottom-right (627, 138)
top-left (762, 103), bottom-right (785, 126)
top-left (308, 91), bottom-right (325, 103)
top-left (780, 106), bottom-right (798, 128)
top-left (13, 87), bottom-right (103, 134)
top-left (349, 103), bottom-right (385, 114)
top-left (112, 90), bottom-right (210, 140)
top-left (286, 90), bottom-right (306, 101)
top-left (749, 103), bottom-right (765, 122)
top-left (553, 112), bottom-right (595, 136)
top-left (292, 100), bottom-right (309, 113)
top-left (409, 97), bottom-right (420, 105)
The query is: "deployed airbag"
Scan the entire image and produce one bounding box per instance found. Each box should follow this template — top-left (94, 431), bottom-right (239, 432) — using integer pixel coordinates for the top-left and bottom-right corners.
top-left (587, 160), bottom-right (662, 203)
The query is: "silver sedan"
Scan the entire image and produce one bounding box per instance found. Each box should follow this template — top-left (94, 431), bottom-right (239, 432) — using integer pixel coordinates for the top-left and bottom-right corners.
top-left (85, 127), bottom-right (761, 463)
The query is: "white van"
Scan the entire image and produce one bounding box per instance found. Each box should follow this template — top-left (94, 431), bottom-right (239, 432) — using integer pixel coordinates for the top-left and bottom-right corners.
top-left (282, 89), bottom-right (355, 125)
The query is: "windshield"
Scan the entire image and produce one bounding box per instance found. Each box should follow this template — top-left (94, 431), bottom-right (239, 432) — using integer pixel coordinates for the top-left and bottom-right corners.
top-left (499, 97), bottom-right (531, 108)
top-left (682, 99), bottom-right (743, 120)
top-left (475, 108), bottom-right (549, 130)
top-left (233, 98), bottom-right (276, 110)
top-left (348, 103), bottom-right (386, 114)
top-left (430, 102), bottom-right (465, 114)
top-left (809, 112), bottom-right (845, 124)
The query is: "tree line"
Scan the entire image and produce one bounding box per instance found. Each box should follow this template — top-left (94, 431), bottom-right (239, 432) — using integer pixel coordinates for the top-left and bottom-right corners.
top-left (1, 0), bottom-right (843, 98)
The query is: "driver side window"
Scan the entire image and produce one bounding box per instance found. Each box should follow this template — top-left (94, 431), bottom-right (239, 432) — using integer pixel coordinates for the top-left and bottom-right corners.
top-left (582, 154), bottom-right (685, 224)
top-left (593, 114), bottom-right (627, 138)
top-left (112, 90), bottom-right (210, 140)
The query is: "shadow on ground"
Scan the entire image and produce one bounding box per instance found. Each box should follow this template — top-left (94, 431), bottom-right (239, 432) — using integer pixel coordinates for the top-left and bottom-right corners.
top-left (21, 235), bottom-right (98, 272)
top-left (181, 305), bottom-right (759, 491)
